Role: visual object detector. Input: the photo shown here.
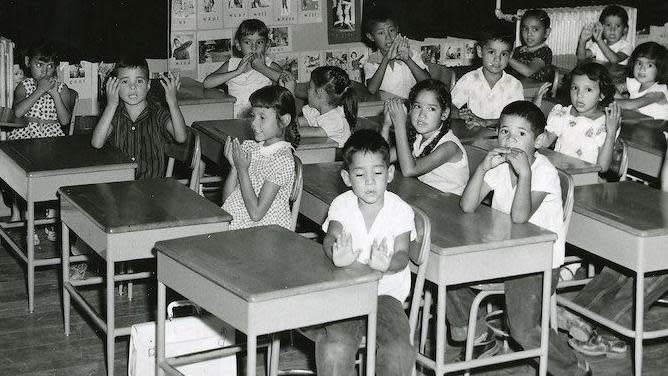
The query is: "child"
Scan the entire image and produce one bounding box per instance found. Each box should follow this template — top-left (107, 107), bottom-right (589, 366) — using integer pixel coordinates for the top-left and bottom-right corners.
top-left (91, 55), bottom-right (187, 180)
top-left (203, 19), bottom-right (283, 118)
top-left (362, 6), bottom-right (430, 98)
top-left (381, 79), bottom-right (469, 194)
top-left (305, 129), bottom-right (416, 376)
top-left (451, 29), bottom-right (524, 128)
top-left (297, 66), bottom-right (357, 147)
top-left (451, 100), bottom-right (590, 376)
top-left (221, 85), bottom-right (300, 230)
top-left (11, 41), bottom-right (72, 140)
top-left (616, 42), bottom-right (668, 120)
top-left (576, 4), bottom-right (633, 65)
top-left (538, 62), bottom-right (620, 172)
top-left (508, 9), bottom-right (553, 82)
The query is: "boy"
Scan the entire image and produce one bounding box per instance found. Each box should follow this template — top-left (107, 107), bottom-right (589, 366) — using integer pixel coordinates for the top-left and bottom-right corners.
top-left (451, 29), bottom-right (524, 128)
top-left (577, 5), bottom-right (632, 65)
top-left (450, 101), bottom-right (591, 376)
top-left (362, 6), bottom-right (430, 98)
top-left (91, 55), bottom-right (187, 179)
top-left (306, 129), bottom-right (416, 376)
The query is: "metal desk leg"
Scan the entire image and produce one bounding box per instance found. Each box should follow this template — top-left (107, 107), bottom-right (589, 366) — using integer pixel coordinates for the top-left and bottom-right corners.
top-left (27, 200), bottom-right (35, 313)
top-left (366, 300), bottom-right (377, 376)
top-left (106, 257), bottom-right (115, 376)
top-left (435, 284), bottom-right (446, 376)
top-left (156, 281), bottom-right (166, 376)
top-left (635, 270), bottom-right (645, 375)
top-left (247, 333), bottom-right (257, 376)
top-left (539, 269), bottom-right (551, 376)
top-left (62, 222), bottom-right (70, 336)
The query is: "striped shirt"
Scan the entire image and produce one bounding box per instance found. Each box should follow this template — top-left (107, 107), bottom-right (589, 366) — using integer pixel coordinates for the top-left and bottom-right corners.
top-left (109, 102), bottom-right (173, 179)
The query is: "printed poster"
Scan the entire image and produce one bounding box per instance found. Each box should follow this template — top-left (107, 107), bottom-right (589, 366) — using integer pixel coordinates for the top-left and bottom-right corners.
top-left (324, 49), bottom-right (348, 71)
top-left (299, 50), bottom-right (323, 82)
top-left (267, 26), bottom-right (292, 54)
top-left (298, 0), bottom-right (321, 24)
top-left (441, 41), bottom-right (464, 66)
top-left (172, 0), bottom-right (197, 30)
top-left (419, 42), bottom-right (441, 65)
top-left (347, 46), bottom-right (367, 83)
top-left (273, 52), bottom-right (299, 82)
top-left (170, 32), bottom-right (197, 73)
top-left (197, 29), bottom-right (234, 81)
top-left (248, 0), bottom-right (271, 23)
top-left (272, 0), bottom-right (297, 25)
top-left (223, 0), bottom-right (248, 29)
top-left (198, 0), bottom-right (223, 29)
top-left (327, 0), bottom-right (361, 44)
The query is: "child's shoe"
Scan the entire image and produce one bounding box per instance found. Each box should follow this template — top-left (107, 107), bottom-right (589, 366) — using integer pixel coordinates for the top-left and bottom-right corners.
top-left (33, 233), bottom-right (40, 246)
top-left (69, 263), bottom-right (88, 281)
top-left (44, 226), bottom-right (57, 242)
top-left (569, 331), bottom-right (627, 359)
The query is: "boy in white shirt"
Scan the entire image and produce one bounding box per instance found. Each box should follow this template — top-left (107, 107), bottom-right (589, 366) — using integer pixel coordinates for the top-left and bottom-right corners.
top-left (576, 5), bottom-right (633, 65)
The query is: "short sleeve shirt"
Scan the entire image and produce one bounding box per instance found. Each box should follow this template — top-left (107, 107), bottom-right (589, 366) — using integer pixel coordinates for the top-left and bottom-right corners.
top-left (222, 140), bottom-right (295, 230)
top-left (301, 105), bottom-right (351, 147)
top-left (546, 104), bottom-right (607, 164)
top-left (509, 45), bottom-right (553, 82)
top-left (413, 130), bottom-right (469, 195)
top-left (484, 153), bottom-right (564, 267)
top-left (109, 102), bottom-right (172, 180)
top-left (586, 38), bottom-right (633, 65)
top-left (626, 77), bottom-right (668, 120)
top-left (323, 190), bottom-right (416, 302)
top-left (227, 56), bottom-right (274, 118)
top-left (363, 49), bottom-right (428, 98)
top-left (451, 67), bottom-right (524, 120)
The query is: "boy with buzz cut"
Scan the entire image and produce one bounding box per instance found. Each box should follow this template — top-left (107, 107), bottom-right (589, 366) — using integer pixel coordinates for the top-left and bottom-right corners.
top-left (362, 5), bottom-right (430, 98)
top-left (450, 101), bottom-right (591, 376)
top-left (305, 129), bottom-right (416, 376)
top-left (92, 54), bottom-right (187, 179)
top-left (451, 28), bottom-right (524, 128)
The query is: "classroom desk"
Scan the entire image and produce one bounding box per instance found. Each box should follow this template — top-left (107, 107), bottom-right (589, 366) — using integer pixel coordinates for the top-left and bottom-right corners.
top-left (357, 115), bottom-right (498, 144)
top-left (193, 119), bottom-right (339, 165)
top-left (0, 135), bottom-right (136, 313)
top-left (153, 225), bottom-right (380, 376)
top-left (552, 54), bottom-right (627, 83)
top-left (0, 106), bottom-right (25, 140)
top-left (466, 138), bottom-right (602, 186)
top-left (295, 81), bottom-right (399, 118)
top-left (177, 77), bottom-right (236, 124)
top-left (560, 182), bottom-right (668, 376)
top-left (619, 119), bottom-right (667, 178)
top-left (300, 162), bottom-right (556, 376)
top-left (59, 178), bottom-right (231, 376)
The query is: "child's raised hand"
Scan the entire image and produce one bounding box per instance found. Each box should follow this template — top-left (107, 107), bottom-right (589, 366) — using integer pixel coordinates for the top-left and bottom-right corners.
top-left (160, 72), bottom-right (181, 106)
top-left (278, 71), bottom-right (296, 93)
top-left (231, 138), bottom-right (251, 171)
top-left (533, 82), bottom-right (552, 108)
top-left (368, 238), bottom-right (392, 272)
top-left (504, 148), bottom-right (531, 176)
top-left (580, 23), bottom-right (594, 42)
top-left (592, 22), bottom-right (604, 43)
top-left (385, 37), bottom-right (399, 61)
top-left (37, 77), bottom-right (57, 95)
top-left (332, 231), bottom-right (361, 267)
top-left (105, 76), bottom-right (120, 106)
top-left (535, 132), bottom-right (550, 149)
top-left (387, 97), bottom-right (407, 129)
top-left (604, 102), bottom-right (622, 134)
top-left (481, 148), bottom-right (509, 171)
top-left (396, 36), bottom-right (410, 62)
top-left (645, 91), bottom-right (668, 105)
top-left (250, 51), bottom-right (266, 70)
top-left (223, 136), bottom-right (235, 167)
top-left (237, 54), bottom-right (254, 73)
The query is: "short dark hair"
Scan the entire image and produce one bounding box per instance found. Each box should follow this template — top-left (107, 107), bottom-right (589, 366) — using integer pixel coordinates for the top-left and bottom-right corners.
top-left (111, 54), bottom-right (149, 79)
top-left (570, 62), bottom-right (615, 107)
top-left (627, 42), bottom-right (668, 84)
top-left (341, 129), bottom-right (390, 170)
top-left (478, 26), bottom-right (514, 51)
top-left (249, 85), bottom-right (300, 148)
top-left (521, 9), bottom-right (550, 29)
top-left (363, 5), bottom-right (396, 35)
top-left (25, 40), bottom-right (61, 67)
top-left (599, 5), bottom-right (628, 29)
top-left (500, 100), bottom-right (546, 135)
top-left (233, 19), bottom-right (269, 56)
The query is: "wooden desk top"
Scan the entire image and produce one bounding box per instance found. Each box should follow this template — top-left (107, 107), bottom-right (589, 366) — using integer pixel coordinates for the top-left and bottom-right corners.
top-left (574, 182), bottom-right (668, 237)
top-left (552, 54), bottom-right (627, 83)
top-left (303, 162), bottom-right (555, 255)
top-left (357, 116), bottom-right (497, 144)
top-left (148, 77), bottom-right (235, 106)
top-left (155, 225), bottom-right (380, 302)
top-left (619, 119), bottom-right (667, 155)
top-left (0, 135), bottom-right (136, 177)
top-left (59, 178), bottom-right (231, 234)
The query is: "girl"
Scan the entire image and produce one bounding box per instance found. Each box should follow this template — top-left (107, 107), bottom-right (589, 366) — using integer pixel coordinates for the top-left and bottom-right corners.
top-left (508, 9), bottom-right (553, 82)
top-left (616, 42), bottom-right (668, 120)
top-left (203, 19), bottom-right (283, 118)
top-left (297, 65), bottom-right (357, 147)
top-left (381, 79), bottom-right (469, 195)
top-left (222, 85), bottom-right (300, 230)
top-left (538, 62), bottom-right (621, 172)
top-left (11, 41), bottom-right (72, 140)
top-left (576, 4), bottom-right (633, 65)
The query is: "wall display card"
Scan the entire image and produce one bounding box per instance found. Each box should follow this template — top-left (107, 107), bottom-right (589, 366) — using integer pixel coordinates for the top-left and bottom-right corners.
top-left (170, 32), bottom-right (197, 72)
top-left (299, 50), bottom-right (323, 82)
top-left (324, 49), bottom-right (348, 71)
top-left (347, 46), bottom-right (367, 82)
top-left (198, 0), bottom-right (223, 29)
top-left (298, 0), bottom-right (321, 24)
top-left (272, 0), bottom-right (297, 25)
top-left (327, 0), bottom-right (361, 44)
top-left (223, 0), bottom-right (248, 29)
top-left (419, 42), bottom-right (441, 65)
top-left (441, 41), bottom-right (465, 66)
top-left (267, 26), bottom-right (292, 54)
top-left (248, 0), bottom-right (271, 23)
top-left (272, 52), bottom-right (299, 82)
top-left (172, 0), bottom-right (197, 30)
top-left (197, 29), bottom-right (234, 81)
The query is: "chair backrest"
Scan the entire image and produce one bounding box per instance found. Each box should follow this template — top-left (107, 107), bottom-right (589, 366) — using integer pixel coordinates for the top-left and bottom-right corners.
top-left (463, 144), bottom-right (486, 177)
top-left (67, 88), bottom-right (79, 136)
top-left (558, 169), bottom-right (574, 233)
top-left (612, 138), bottom-right (629, 181)
top-left (407, 206), bottom-right (431, 345)
top-left (165, 127), bottom-right (202, 192)
top-left (289, 155), bottom-right (304, 231)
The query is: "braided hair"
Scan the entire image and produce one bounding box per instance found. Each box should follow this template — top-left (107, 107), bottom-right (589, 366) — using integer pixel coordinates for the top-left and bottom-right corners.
top-left (406, 79), bottom-right (452, 158)
top-left (249, 85), bottom-right (301, 148)
top-left (310, 66), bottom-right (358, 130)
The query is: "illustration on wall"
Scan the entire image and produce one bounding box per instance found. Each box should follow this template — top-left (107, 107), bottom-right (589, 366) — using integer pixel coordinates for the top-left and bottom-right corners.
top-left (327, 0), bottom-right (361, 44)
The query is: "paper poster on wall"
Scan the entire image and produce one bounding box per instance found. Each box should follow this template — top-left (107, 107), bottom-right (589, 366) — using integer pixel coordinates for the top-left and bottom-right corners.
top-left (299, 50), bottom-right (323, 82)
top-left (272, 52), bottom-right (299, 82)
top-left (172, 0), bottom-right (197, 30)
top-left (198, 0), bottom-right (223, 29)
top-left (268, 26), bottom-right (292, 53)
top-left (347, 46), bottom-right (367, 82)
top-left (248, 0), bottom-right (271, 23)
top-left (197, 29), bottom-right (234, 81)
top-left (223, 0), bottom-right (248, 28)
top-left (272, 0), bottom-right (297, 25)
top-left (298, 0), bottom-right (322, 24)
top-left (170, 32), bottom-right (197, 73)
top-left (441, 42), bottom-right (464, 66)
top-left (327, 0), bottom-right (361, 44)
top-left (324, 49), bottom-right (348, 71)
top-left (419, 43), bottom-right (441, 65)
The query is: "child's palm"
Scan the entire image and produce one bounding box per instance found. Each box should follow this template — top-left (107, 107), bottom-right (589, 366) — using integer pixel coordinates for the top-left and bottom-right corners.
top-left (105, 77), bottom-right (120, 105)
top-left (332, 231), bottom-right (360, 267)
top-left (605, 102), bottom-right (621, 133)
top-left (160, 72), bottom-right (181, 104)
top-left (368, 238), bottom-right (391, 272)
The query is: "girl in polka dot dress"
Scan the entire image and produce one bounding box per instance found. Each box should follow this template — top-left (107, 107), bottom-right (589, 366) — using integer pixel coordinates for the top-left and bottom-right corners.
top-left (11, 42), bottom-right (73, 139)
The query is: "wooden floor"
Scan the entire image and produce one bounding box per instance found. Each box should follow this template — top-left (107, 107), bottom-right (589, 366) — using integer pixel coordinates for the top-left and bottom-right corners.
top-left (4, 225), bottom-right (668, 375)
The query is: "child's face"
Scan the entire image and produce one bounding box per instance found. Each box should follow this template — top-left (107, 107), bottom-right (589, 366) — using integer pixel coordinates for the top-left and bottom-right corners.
top-left (250, 107), bottom-right (283, 143)
top-left (521, 17), bottom-right (549, 48)
top-left (26, 56), bottom-right (56, 80)
top-left (477, 40), bottom-right (511, 75)
top-left (570, 74), bottom-right (603, 116)
top-left (366, 20), bottom-right (398, 53)
top-left (601, 15), bottom-right (627, 45)
top-left (341, 151), bottom-right (394, 206)
top-left (116, 67), bottom-right (150, 106)
top-left (498, 115), bottom-right (538, 155)
top-left (633, 57), bottom-right (658, 85)
top-left (307, 80), bottom-right (323, 109)
top-left (410, 90), bottom-right (449, 138)
top-left (236, 32), bottom-right (267, 56)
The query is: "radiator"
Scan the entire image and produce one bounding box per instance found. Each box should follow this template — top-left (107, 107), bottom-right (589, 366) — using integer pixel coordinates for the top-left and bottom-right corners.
top-left (0, 37), bottom-right (14, 107)
top-left (514, 6), bottom-right (637, 56)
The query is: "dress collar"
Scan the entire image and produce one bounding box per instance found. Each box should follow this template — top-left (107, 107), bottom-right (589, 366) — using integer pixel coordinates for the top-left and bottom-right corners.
top-left (259, 140), bottom-right (293, 156)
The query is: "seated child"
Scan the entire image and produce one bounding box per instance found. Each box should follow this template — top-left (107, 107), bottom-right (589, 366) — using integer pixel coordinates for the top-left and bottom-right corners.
top-left (451, 29), bottom-right (524, 128)
top-left (508, 9), bottom-right (553, 82)
top-left (576, 4), bottom-right (633, 65)
top-left (538, 62), bottom-right (620, 171)
top-left (203, 19), bottom-right (283, 118)
top-left (222, 85), bottom-right (300, 230)
top-left (362, 5), bottom-right (430, 98)
top-left (451, 100), bottom-right (590, 376)
top-left (616, 42), bottom-right (668, 120)
top-left (381, 79), bottom-right (469, 194)
top-left (303, 129), bottom-right (416, 376)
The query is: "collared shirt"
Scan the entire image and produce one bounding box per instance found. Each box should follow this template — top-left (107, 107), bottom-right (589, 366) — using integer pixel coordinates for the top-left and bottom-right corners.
top-left (109, 102), bottom-right (173, 179)
top-left (363, 49), bottom-right (428, 98)
top-left (413, 130), bottom-right (469, 195)
top-left (451, 67), bottom-right (524, 120)
top-left (227, 56), bottom-right (274, 118)
top-left (546, 104), bottom-right (607, 164)
top-left (301, 105), bottom-right (351, 147)
top-left (509, 45), bottom-right (553, 82)
top-left (626, 77), bottom-right (668, 120)
top-left (586, 38), bottom-right (633, 65)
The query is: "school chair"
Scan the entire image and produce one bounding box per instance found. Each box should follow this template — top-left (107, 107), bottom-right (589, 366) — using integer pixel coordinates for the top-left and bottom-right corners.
top-left (66, 88), bottom-right (80, 135)
top-left (272, 206), bottom-right (432, 376)
top-left (426, 62), bottom-right (457, 91)
top-left (289, 155), bottom-right (304, 232)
